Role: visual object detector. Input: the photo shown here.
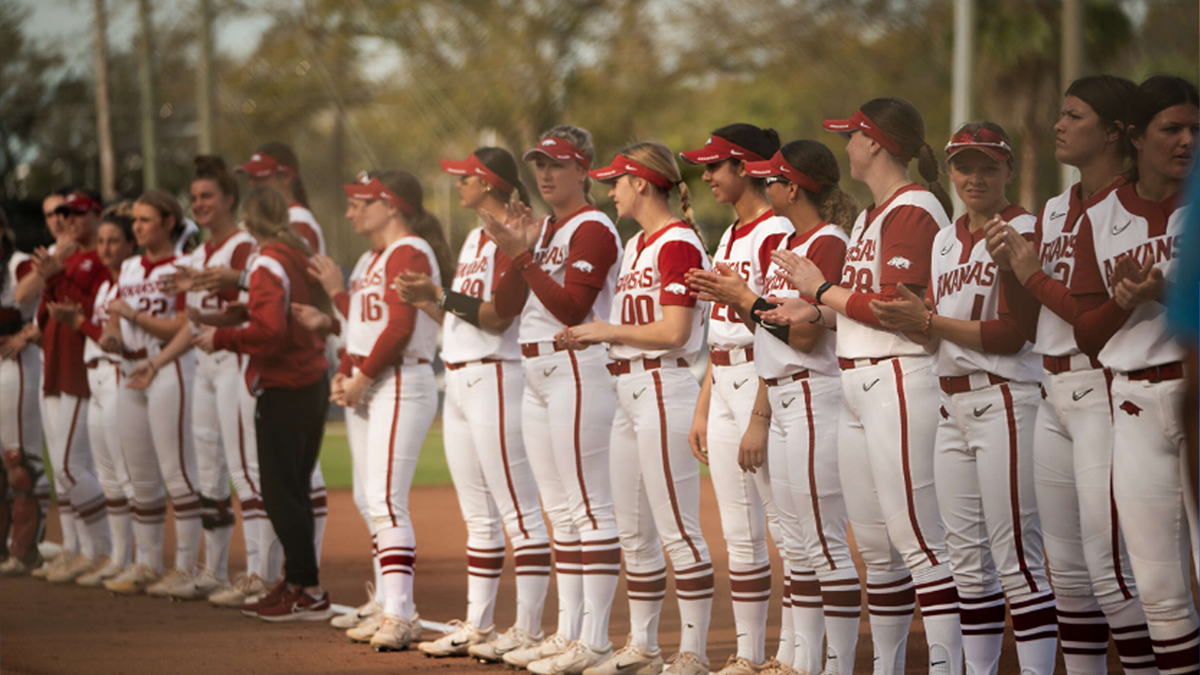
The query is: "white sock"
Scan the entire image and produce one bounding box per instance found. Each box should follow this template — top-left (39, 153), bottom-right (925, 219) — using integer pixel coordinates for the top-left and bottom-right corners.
top-left (579, 532), bottom-right (620, 650)
top-left (730, 562), bottom-right (772, 664)
top-left (240, 497), bottom-right (265, 579)
top-left (553, 538), bottom-right (584, 640)
top-left (959, 588), bottom-right (1005, 675)
top-left (913, 564), bottom-right (963, 675)
top-left (1103, 596), bottom-right (1157, 674)
top-left (132, 498), bottom-right (166, 572)
top-left (791, 569), bottom-right (826, 674)
top-left (74, 494), bottom-right (110, 559)
top-left (866, 569), bottom-right (915, 675)
top-left (172, 497), bottom-right (203, 573)
top-left (777, 570), bottom-right (795, 665)
top-left (466, 538), bottom-right (505, 628)
top-left (107, 499), bottom-right (133, 568)
top-left (819, 571), bottom-right (862, 675)
top-left (377, 525), bottom-right (416, 619)
top-left (58, 501), bottom-right (79, 553)
top-left (676, 562), bottom-right (715, 657)
top-left (514, 541), bottom-right (552, 635)
top-left (204, 526), bottom-right (234, 579)
top-left (627, 567), bottom-right (667, 651)
top-left (1009, 589), bottom-right (1058, 675)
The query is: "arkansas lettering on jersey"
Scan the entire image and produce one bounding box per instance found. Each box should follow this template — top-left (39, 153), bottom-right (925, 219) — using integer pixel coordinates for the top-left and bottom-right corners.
top-left (443, 227), bottom-right (520, 364)
top-left (609, 223), bottom-right (708, 364)
top-left (183, 229), bottom-right (256, 314)
top-left (518, 206), bottom-right (622, 344)
top-left (931, 207), bottom-right (1040, 382)
top-left (347, 235), bottom-right (441, 366)
top-left (755, 223), bottom-right (847, 380)
top-left (118, 255), bottom-right (186, 355)
top-left (289, 204), bottom-right (326, 257)
top-left (708, 211), bottom-right (792, 350)
top-left (837, 184), bottom-right (950, 359)
top-left (1071, 182), bottom-right (1186, 371)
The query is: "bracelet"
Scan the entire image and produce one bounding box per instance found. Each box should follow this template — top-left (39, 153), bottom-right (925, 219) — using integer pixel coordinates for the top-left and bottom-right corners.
top-left (814, 281), bottom-right (834, 305)
top-left (808, 303), bottom-right (824, 325)
top-left (751, 409), bottom-right (772, 421)
top-left (922, 311), bottom-right (934, 336)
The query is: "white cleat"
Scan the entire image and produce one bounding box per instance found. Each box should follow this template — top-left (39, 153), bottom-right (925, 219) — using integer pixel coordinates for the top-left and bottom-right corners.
top-left (0, 557), bottom-right (34, 577)
top-left (169, 568), bottom-right (228, 600)
top-left (368, 613), bottom-right (423, 652)
top-left (47, 554), bottom-right (96, 583)
top-left (529, 640), bottom-right (614, 675)
top-left (146, 567), bottom-right (193, 598)
top-left (583, 639), bottom-right (663, 675)
top-left (715, 655), bottom-right (768, 675)
top-left (104, 564), bottom-right (159, 595)
top-left (662, 651), bottom-right (711, 675)
top-left (504, 632), bottom-right (574, 668)
top-left (418, 619), bottom-right (495, 657)
top-left (469, 626), bottom-right (543, 663)
top-left (347, 614), bottom-right (386, 643)
top-left (208, 573), bottom-right (267, 607)
top-left (31, 551), bottom-right (71, 580)
top-left (331, 582), bottom-right (381, 629)
top-left (757, 657), bottom-right (801, 675)
top-left (76, 559), bottom-right (123, 587)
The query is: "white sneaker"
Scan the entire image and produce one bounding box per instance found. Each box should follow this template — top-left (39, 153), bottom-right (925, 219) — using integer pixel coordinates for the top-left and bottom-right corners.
top-left (469, 626), bottom-right (543, 662)
top-left (168, 568), bottom-right (228, 600)
top-left (331, 582), bottom-right (381, 629)
top-left (369, 613), bottom-right (423, 652)
top-left (0, 557), bottom-right (33, 577)
top-left (347, 613), bottom-right (386, 643)
top-left (583, 639), bottom-right (663, 675)
top-left (104, 564), bottom-right (159, 595)
top-left (418, 619), bottom-right (495, 657)
top-left (208, 573), bottom-right (266, 607)
top-left (504, 632), bottom-right (574, 668)
top-left (662, 652), bottom-right (711, 675)
top-left (76, 559), bottom-right (123, 587)
top-left (146, 567), bottom-right (193, 598)
top-left (31, 551), bottom-right (71, 580)
top-left (715, 655), bottom-right (768, 675)
top-left (529, 640), bottom-right (614, 675)
top-left (47, 553), bottom-right (96, 583)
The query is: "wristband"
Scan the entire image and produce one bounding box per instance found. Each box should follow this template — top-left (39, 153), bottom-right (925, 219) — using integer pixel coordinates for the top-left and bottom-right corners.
top-left (814, 281), bottom-right (834, 305)
top-left (751, 297), bottom-right (790, 344)
top-left (751, 408), bottom-right (771, 420)
top-left (808, 303), bottom-right (824, 325)
top-left (439, 289), bottom-right (484, 328)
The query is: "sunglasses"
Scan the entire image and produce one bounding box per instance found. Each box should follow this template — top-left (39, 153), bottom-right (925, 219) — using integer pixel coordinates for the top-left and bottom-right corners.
top-left (764, 176), bottom-right (791, 187)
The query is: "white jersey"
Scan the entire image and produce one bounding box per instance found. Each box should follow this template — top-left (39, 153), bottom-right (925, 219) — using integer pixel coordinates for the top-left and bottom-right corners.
top-left (518, 207), bottom-right (622, 344)
top-left (708, 211), bottom-right (793, 350)
top-left (443, 227), bottom-right (521, 364)
top-left (931, 209), bottom-right (1040, 382)
top-left (1073, 183), bottom-right (1186, 372)
top-left (183, 229), bottom-right (256, 314)
top-left (117, 255), bottom-right (185, 356)
top-left (289, 204), bottom-right (326, 256)
top-left (1, 252), bottom-right (37, 323)
top-left (341, 248), bottom-right (377, 336)
top-left (82, 279), bottom-right (120, 365)
top-left (346, 235), bottom-right (441, 363)
top-left (837, 186), bottom-right (951, 359)
top-left (608, 223), bottom-right (709, 364)
top-left (754, 223), bottom-right (847, 379)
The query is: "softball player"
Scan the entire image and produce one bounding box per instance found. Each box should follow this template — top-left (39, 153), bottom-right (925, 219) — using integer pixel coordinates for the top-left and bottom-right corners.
top-left (691, 140), bottom-right (863, 675)
top-left (0, 208), bottom-right (45, 576)
top-left (556, 141), bottom-right (715, 675)
top-left (762, 98), bottom-right (963, 675)
top-left (1064, 76), bottom-right (1197, 675)
top-left (870, 124), bottom-right (1058, 675)
top-left (984, 75), bottom-right (1158, 675)
top-left (678, 123), bottom-right (793, 675)
top-left (484, 125), bottom-right (623, 675)
top-left (395, 149), bottom-right (553, 659)
top-left (98, 191), bottom-right (200, 596)
top-left (334, 170), bottom-right (448, 649)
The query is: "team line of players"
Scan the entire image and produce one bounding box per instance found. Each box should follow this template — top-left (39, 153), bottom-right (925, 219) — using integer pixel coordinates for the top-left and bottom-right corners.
top-left (0, 73), bottom-right (1196, 675)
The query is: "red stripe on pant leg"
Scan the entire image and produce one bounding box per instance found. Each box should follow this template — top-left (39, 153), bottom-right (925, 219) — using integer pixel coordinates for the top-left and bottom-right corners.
top-left (385, 366), bottom-right (401, 527)
top-left (16, 355), bottom-right (24, 450)
top-left (236, 362), bottom-right (260, 497)
top-left (495, 363), bottom-right (530, 539)
top-left (567, 351), bottom-right (597, 530)
top-left (803, 380), bottom-right (835, 569)
top-left (1109, 472), bottom-right (1133, 600)
top-left (1000, 384), bottom-right (1036, 592)
top-left (891, 360), bottom-right (937, 566)
top-left (652, 371), bottom-right (701, 563)
top-left (62, 397), bottom-right (84, 485)
top-left (175, 361), bottom-right (195, 493)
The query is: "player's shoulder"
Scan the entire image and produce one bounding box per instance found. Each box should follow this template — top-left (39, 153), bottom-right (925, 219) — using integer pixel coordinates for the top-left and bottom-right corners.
top-left (118, 256), bottom-right (141, 277)
top-left (762, 213), bottom-right (795, 237)
top-left (1000, 204), bottom-right (1036, 235)
top-left (812, 222), bottom-right (850, 245)
top-left (288, 204), bottom-right (319, 226)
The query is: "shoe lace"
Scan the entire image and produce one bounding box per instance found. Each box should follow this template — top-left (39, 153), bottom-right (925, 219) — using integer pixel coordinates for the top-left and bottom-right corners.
top-left (614, 639), bottom-right (643, 657)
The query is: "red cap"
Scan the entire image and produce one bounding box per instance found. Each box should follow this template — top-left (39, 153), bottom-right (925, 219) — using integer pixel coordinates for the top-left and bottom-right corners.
top-left (679, 135), bottom-right (765, 165)
top-left (235, 152), bottom-right (296, 179)
top-left (588, 154), bottom-right (675, 190)
top-left (822, 109), bottom-right (908, 161)
top-left (342, 173), bottom-right (415, 216)
top-left (56, 192), bottom-right (103, 214)
top-left (944, 126), bottom-right (1013, 163)
top-left (439, 154), bottom-right (514, 194)
top-left (522, 137), bottom-right (591, 170)
top-left (743, 152), bottom-right (823, 193)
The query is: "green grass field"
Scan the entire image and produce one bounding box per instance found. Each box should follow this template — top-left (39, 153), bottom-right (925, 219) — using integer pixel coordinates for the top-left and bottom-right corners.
top-left (318, 420), bottom-right (450, 490)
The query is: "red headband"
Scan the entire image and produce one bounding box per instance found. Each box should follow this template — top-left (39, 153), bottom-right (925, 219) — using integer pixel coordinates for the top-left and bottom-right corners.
top-left (236, 152), bottom-right (297, 179)
top-left (823, 109), bottom-right (909, 161)
top-left (679, 135), bottom-right (766, 165)
top-left (342, 174), bottom-right (416, 216)
top-left (58, 191), bottom-right (103, 214)
top-left (743, 151), bottom-right (823, 193)
top-left (945, 127), bottom-right (1013, 163)
top-left (522, 137), bottom-right (591, 170)
top-left (439, 154), bottom-right (515, 194)
top-left (588, 154), bottom-right (675, 190)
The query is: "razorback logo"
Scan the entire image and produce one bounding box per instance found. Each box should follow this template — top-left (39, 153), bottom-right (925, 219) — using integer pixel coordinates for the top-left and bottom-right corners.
top-left (887, 256), bottom-right (912, 270)
top-left (1119, 400), bottom-right (1142, 416)
top-left (540, 139), bottom-right (556, 147)
top-left (664, 282), bottom-right (688, 295)
top-left (571, 260), bottom-right (594, 273)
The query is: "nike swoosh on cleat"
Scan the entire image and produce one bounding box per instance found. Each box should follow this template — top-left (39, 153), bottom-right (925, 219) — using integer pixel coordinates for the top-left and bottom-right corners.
top-left (973, 404), bottom-right (992, 417)
top-left (1072, 388), bottom-right (1094, 401)
top-left (450, 639), bottom-right (470, 647)
top-left (733, 379), bottom-right (749, 389)
top-left (543, 366), bottom-right (557, 377)
top-left (863, 378), bottom-right (880, 391)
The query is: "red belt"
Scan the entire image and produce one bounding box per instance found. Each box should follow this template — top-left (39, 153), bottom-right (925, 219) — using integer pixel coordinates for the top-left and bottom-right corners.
top-left (1042, 354), bottom-right (1101, 374)
top-left (837, 356), bottom-right (897, 370)
top-left (1125, 361), bottom-right (1184, 383)
top-left (939, 372), bottom-right (1008, 395)
top-left (764, 370), bottom-right (810, 387)
top-left (445, 357), bottom-right (503, 371)
top-left (606, 357), bottom-right (688, 376)
top-left (122, 348), bottom-right (148, 360)
top-left (348, 354), bottom-right (430, 369)
top-left (85, 358), bottom-right (118, 370)
top-left (710, 347), bottom-right (753, 366)
top-left (520, 342), bottom-right (567, 358)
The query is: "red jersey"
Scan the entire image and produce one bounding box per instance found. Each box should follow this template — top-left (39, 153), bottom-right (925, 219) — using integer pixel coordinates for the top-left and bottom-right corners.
top-left (42, 249), bottom-right (110, 397)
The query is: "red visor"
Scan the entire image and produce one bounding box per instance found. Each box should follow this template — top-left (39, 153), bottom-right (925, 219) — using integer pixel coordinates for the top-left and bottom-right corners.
top-left (57, 192), bottom-right (103, 214)
top-left (588, 155), bottom-right (675, 190)
top-left (743, 152), bottom-right (822, 193)
top-left (236, 153), bottom-right (296, 179)
top-left (679, 135), bottom-right (765, 165)
top-left (342, 174), bottom-right (415, 215)
top-left (522, 137), bottom-right (591, 170)
top-left (945, 127), bottom-right (1013, 163)
top-left (822, 110), bottom-right (908, 161)
top-left (440, 154), bottom-right (514, 194)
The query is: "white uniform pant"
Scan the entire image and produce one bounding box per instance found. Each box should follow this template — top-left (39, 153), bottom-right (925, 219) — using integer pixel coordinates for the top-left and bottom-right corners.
top-left (360, 363), bottom-right (438, 533)
top-left (193, 351), bottom-right (260, 507)
top-left (0, 345), bottom-right (42, 469)
top-left (85, 361), bottom-right (133, 506)
top-left (45, 391), bottom-right (106, 531)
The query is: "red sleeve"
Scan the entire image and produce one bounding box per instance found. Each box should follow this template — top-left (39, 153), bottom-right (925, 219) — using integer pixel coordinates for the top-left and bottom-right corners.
top-left (79, 319), bottom-right (104, 342)
top-left (492, 249), bottom-right (513, 290)
top-left (758, 232), bottom-right (788, 284)
top-left (1061, 214), bottom-right (1130, 356)
top-left (47, 258), bottom-right (110, 316)
top-left (336, 351), bottom-right (353, 377)
top-left (979, 315), bottom-right (1029, 354)
top-left (878, 205), bottom-right (940, 286)
top-left (215, 242), bottom-right (256, 304)
top-left (15, 260), bottom-right (34, 282)
top-left (213, 262), bottom-right (289, 354)
top-left (359, 247), bottom-right (429, 379)
top-left (291, 221), bottom-right (322, 255)
top-left (333, 291), bottom-right (350, 319)
top-left (493, 250), bottom-right (529, 319)
top-left (658, 241), bottom-right (703, 307)
top-left (800, 236), bottom-right (848, 303)
top-left (999, 271), bottom-right (1040, 341)
top-left (1068, 215), bottom-right (1108, 295)
top-left (518, 221), bottom-right (620, 326)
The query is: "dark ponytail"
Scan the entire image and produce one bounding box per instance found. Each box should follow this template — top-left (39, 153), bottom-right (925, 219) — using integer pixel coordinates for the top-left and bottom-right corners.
top-left (376, 170), bottom-right (454, 288)
top-left (860, 97), bottom-right (952, 218)
top-left (778, 140), bottom-right (860, 233)
top-left (193, 155), bottom-right (240, 209)
top-left (474, 147), bottom-right (531, 206)
top-left (254, 142), bottom-right (309, 209)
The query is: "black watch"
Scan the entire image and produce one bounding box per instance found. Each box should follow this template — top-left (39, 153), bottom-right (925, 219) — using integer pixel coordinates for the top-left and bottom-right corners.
top-left (814, 281), bottom-right (834, 304)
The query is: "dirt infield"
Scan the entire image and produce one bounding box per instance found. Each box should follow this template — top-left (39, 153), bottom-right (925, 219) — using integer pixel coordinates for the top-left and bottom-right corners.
top-left (2, 480), bottom-right (1121, 674)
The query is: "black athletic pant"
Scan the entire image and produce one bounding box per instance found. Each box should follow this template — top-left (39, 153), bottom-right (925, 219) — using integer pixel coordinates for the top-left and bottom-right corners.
top-left (256, 375), bottom-right (329, 588)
